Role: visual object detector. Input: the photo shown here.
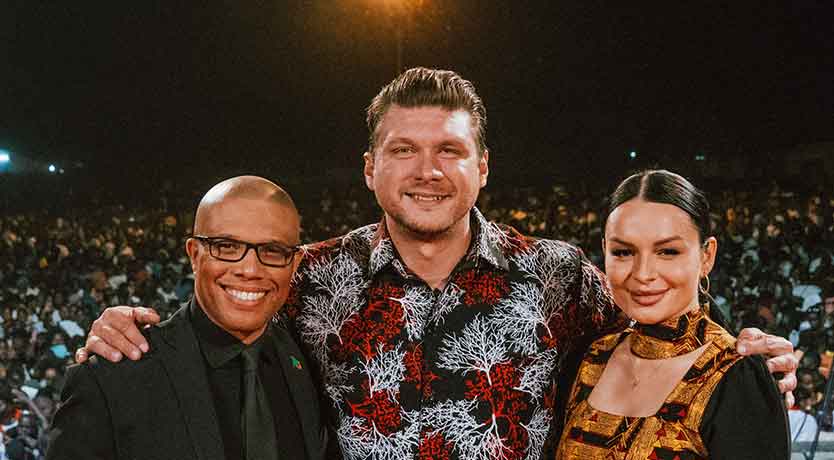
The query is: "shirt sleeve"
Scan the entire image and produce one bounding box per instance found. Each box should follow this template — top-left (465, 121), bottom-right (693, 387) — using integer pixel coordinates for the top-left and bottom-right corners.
top-left (274, 254), bottom-right (343, 460)
top-left (279, 252), bottom-right (310, 330)
top-left (567, 246), bottom-right (623, 349)
top-left (699, 356), bottom-right (791, 460)
top-left (543, 246), bottom-right (622, 456)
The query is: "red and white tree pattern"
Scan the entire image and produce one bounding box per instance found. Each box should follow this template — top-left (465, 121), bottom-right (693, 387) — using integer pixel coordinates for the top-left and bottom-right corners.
top-left (285, 210), bottom-right (616, 460)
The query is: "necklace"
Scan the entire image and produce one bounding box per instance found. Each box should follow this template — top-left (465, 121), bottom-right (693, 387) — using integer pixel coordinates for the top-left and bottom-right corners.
top-left (627, 351), bottom-right (664, 389)
top-left (629, 308), bottom-right (707, 360)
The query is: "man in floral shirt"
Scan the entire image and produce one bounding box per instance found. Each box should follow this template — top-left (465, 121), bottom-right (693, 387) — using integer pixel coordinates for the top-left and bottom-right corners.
top-left (80, 67), bottom-right (797, 460)
top-left (288, 211), bottom-right (613, 459)
top-left (272, 67), bottom-right (794, 460)
top-left (276, 68), bottom-right (619, 459)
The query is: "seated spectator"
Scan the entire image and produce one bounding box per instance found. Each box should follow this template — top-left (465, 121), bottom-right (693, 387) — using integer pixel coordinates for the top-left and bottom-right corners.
top-left (789, 387), bottom-right (819, 443)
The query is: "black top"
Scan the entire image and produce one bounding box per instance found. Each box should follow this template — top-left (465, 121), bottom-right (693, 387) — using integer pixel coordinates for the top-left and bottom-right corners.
top-left (700, 356), bottom-right (791, 459)
top-left (553, 335), bottom-right (789, 460)
top-left (191, 303), bottom-right (307, 460)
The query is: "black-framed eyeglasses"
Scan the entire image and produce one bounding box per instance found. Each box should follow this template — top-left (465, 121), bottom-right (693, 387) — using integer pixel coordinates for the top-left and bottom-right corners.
top-left (192, 236), bottom-right (300, 268)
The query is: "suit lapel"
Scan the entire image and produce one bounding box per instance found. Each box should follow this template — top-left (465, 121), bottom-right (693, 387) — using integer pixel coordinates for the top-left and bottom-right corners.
top-left (155, 304), bottom-right (226, 460)
top-left (270, 324), bottom-right (323, 460)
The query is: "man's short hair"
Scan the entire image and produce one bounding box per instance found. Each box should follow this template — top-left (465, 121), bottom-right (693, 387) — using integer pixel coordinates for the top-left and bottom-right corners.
top-left (366, 67), bottom-right (487, 154)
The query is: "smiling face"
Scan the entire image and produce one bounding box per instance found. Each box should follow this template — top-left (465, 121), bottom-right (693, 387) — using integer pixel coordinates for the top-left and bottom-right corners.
top-left (186, 195), bottom-right (300, 344)
top-left (604, 199), bottom-right (717, 325)
top-left (363, 105), bottom-right (488, 240)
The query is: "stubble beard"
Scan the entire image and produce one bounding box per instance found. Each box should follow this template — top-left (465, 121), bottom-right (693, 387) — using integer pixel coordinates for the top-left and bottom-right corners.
top-left (388, 210), bottom-right (454, 242)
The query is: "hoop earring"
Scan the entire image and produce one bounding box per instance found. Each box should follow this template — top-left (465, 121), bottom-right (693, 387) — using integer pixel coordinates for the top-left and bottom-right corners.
top-left (699, 275), bottom-right (710, 295)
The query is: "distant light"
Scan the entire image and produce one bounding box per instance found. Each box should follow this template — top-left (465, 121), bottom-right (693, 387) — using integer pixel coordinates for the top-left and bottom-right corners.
top-left (629, 151), bottom-right (637, 159)
top-left (48, 164), bottom-right (56, 173)
top-left (0, 151), bottom-right (9, 163)
top-left (695, 154), bottom-right (706, 161)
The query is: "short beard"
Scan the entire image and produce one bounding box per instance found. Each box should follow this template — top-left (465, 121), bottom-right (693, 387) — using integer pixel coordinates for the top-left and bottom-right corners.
top-left (387, 212), bottom-right (459, 242)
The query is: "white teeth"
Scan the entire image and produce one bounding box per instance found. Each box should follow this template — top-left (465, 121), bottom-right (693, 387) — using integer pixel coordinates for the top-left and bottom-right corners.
top-left (226, 289), bottom-right (266, 301)
top-left (411, 194), bottom-right (445, 201)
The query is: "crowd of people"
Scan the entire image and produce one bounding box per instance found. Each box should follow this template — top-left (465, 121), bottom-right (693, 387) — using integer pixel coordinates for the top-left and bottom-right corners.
top-left (0, 203), bottom-right (193, 459)
top-left (1, 178), bottom-right (832, 458)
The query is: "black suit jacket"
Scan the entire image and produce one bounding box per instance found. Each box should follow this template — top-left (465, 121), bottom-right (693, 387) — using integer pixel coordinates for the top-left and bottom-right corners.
top-left (47, 304), bottom-right (327, 460)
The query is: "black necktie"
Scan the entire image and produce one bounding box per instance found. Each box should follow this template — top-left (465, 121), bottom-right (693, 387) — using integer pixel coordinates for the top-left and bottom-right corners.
top-left (240, 343), bottom-right (278, 460)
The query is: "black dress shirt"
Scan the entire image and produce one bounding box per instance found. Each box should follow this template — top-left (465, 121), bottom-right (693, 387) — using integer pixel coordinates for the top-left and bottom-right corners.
top-left (190, 302), bottom-right (307, 460)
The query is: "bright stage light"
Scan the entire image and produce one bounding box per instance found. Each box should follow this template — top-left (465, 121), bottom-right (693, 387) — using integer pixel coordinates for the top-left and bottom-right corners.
top-left (0, 151), bottom-right (9, 163)
top-left (48, 164), bottom-right (56, 173)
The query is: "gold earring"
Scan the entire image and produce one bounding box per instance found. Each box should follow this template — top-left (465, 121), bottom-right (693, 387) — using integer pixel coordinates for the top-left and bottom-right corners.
top-left (699, 275), bottom-right (710, 295)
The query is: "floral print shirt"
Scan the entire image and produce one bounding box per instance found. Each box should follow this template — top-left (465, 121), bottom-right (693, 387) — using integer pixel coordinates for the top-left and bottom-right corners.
top-left (282, 208), bottom-right (617, 460)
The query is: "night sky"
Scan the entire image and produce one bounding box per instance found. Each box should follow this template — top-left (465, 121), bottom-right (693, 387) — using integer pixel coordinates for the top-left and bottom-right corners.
top-left (2, 1), bottom-right (832, 189)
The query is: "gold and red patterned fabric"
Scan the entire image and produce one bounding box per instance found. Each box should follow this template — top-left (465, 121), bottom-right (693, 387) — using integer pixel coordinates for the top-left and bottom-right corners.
top-left (557, 310), bottom-right (745, 460)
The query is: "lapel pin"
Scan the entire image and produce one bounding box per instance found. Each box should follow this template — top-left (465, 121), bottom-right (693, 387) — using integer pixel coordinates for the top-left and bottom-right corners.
top-left (290, 355), bottom-right (303, 370)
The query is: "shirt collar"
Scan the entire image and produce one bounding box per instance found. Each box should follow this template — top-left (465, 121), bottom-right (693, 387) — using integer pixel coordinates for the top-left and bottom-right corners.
top-left (190, 300), bottom-right (276, 368)
top-left (367, 207), bottom-right (510, 279)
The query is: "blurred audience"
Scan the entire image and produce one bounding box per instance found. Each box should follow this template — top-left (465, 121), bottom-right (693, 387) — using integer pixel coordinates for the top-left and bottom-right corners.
top-left (1, 179), bottom-right (832, 458)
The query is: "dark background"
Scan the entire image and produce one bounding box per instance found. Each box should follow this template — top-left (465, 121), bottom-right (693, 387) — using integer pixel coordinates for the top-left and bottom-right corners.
top-left (1, 1), bottom-right (832, 200)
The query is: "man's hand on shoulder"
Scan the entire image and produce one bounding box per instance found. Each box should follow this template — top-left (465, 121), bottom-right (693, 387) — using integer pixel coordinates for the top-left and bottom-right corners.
top-left (75, 306), bottom-right (161, 364)
top-left (736, 327), bottom-right (798, 407)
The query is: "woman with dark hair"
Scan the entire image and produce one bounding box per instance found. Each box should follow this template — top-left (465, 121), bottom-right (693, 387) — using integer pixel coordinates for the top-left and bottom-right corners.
top-left (557, 170), bottom-right (790, 460)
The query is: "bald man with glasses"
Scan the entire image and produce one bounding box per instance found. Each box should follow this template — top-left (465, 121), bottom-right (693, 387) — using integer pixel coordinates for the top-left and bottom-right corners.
top-left (47, 176), bottom-right (327, 460)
